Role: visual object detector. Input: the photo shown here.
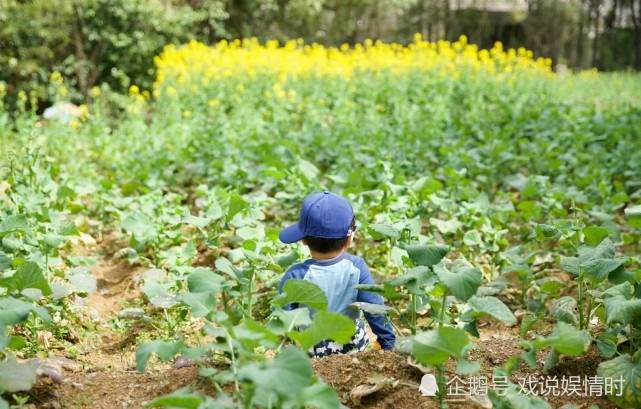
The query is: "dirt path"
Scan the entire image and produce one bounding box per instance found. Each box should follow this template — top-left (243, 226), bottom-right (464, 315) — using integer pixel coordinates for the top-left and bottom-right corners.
top-left (31, 244), bottom-right (203, 409)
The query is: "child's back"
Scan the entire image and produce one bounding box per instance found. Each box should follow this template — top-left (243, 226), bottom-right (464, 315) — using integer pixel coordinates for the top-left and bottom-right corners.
top-left (278, 191), bottom-right (395, 356)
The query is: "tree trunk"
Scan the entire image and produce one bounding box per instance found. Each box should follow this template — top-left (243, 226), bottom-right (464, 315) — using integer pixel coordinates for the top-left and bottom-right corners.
top-left (631, 0), bottom-right (641, 69)
top-left (443, 0), bottom-right (450, 39)
top-left (575, 1), bottom-right (585, 68)
top-left (591, 0), bottom-right (601, 67)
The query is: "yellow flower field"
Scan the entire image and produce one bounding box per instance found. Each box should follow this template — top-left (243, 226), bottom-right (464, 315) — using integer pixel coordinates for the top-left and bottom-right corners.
top-left (154, 35), bottom-right (553, 91)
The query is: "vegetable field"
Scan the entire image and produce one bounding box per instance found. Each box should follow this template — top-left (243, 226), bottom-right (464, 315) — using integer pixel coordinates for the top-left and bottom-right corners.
top-left (1, 37), bottom-right (641, 409)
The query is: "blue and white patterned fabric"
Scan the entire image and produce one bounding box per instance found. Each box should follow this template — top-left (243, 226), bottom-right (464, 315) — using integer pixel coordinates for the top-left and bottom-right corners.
top-left (279, 252), bottom-right (396, 355)
top-left (312, 319), bottom-right (369, 357)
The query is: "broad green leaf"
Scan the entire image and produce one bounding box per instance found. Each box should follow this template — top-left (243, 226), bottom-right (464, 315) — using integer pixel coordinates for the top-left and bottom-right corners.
top-left (368, 224), bottom-right (400, 240)
top-left (234, 319), bottom-right (280, 348)
top-left (121, 212), bottom-right (157, 243)
top-left (68, 272), bottom-right (97, 293)
top-left (298, 382), bottom-right (341, 409)
top-left (430, 218), bottom-right (461, 235)
top-left (434, 261), bottom-right (481, 301)
top-left (597, 353), bottom-right (641, 409)
top-left (187, 268), bottom-right (224, 293)
top-left (298, 159), bottom-right (320, 180)
top-left (412, 326), bottom-right (471, 366)
top-left (602, 282), bottom-right (641, 325)
top-left (491, 384), bottom-right (552, 409)
top-left (348, 302), bottom-right (391, 315)
top-left (238, 347), bottom-right (313, 397)
top-left (147, 392), bottom-right (204, 409)
top-left (456, 357), bottom-right (481, 375)
top-left (467, 295), bottom-right (516, 325)
top-left (8, 335), bottom-right (27, 350)
top-left (227, 192), bottom-right (248, 222)
top-left (0, 297), bottom-right (51, 328)
top-left (268, 308), bottom-right (312, 334)
top-left (178, 292), bottom-right (217, 318)
top-left (388, 266), bottom-right (431, 293)
top-left (624, 205), bottom-right (641, 229)
top-left (273, 279), bottom-right (327, 311)
top-left (463, 230), bottom-right (483, 246)
top-left (276, 252), bottom-right (299, 269)
top-left (588, 238), bottom-right (616, 259)
top-left (0, 252), bottom-right (10, 271)
top-left (551, 296), bottom-right (578, 325)
top-left (181, 215), bottom-right (210, 229)
top-left (561, 238), bottom-right (618, 277)
top-left (0, 262), bottom-right (51, 295)
top-left (539, 278), bottom-right (563, 296)
top-left (582, 258), bottom-right (624, 282)
top-left (560, 256), bottom-right (581, 276)
top-left (43, 234), bottom-right (66, 248)
top-left (596, 332), bottom-right (617, 358)
top-left (517, 200), bottom-right (542, 219)
top-left (215, 257), bottom-right (241, 281)
top-left (55, 220), bottom-right (79, 236)
top-left (535, 224), bottom-right (561, 241)
top-left (583, 226), bottom-right (609, 246)
top-left (0, 215), bottom-right (28, 235)
top-left (532, 322), bottom-right (590, 356)
top-left (0, 355), bottom-right (38, 392)
top-left (290, 310), bottom-right (356, 349)
top-left (405, 244), bottom-right (449, 267)
top-left (0, 299), bottom-right (32, 328)
top-left (136, 340), bottom-right (185, 372)
top-left (142, 281), bottom-right (178, 309)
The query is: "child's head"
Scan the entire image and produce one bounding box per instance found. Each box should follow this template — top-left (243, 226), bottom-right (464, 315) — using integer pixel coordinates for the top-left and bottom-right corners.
top-left (279, 191), bottom-right (355, 255)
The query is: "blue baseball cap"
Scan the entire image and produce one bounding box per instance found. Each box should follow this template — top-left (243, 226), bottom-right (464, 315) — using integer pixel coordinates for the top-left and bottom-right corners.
top-left (279, 191), bottom-right (354, 244)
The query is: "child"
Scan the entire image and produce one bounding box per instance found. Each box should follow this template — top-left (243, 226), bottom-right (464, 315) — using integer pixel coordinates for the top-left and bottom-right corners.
top-left (278, 191), bottom-right (396, 357)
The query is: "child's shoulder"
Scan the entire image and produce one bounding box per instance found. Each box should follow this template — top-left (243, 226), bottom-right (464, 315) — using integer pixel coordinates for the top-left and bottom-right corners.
top-left (284, 260), bottom-right (312, 277)
top-left (343, 253), bottom-right (369, 269)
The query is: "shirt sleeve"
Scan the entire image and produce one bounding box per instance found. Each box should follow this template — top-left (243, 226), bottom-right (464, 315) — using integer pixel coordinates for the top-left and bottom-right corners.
top-left (354, 257), bottom-right (396, 350)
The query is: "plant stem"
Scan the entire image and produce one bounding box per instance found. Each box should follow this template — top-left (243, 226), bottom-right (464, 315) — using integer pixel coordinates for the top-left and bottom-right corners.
top-left (223, 327), bottom-right (240, 395)
top-left (246, 271), bottom-right (254, 319)
top-left (410, 293), bottom-right (417, 335)
top-left (585, 295), bottom-right (592, 329)
top-left (439, 292), bottom-right (447, 328)
top-left (577, 272), bottom-right (585, 330)
top-left (436, 363), bottom-right (447, 408)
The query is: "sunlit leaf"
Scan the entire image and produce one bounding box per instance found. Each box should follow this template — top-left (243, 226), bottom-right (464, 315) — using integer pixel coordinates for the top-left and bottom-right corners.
top-left (597, 353), bottom-right (641, 409)
top-left (468, 295), bottom-right (516, 325)
top-left (434, 261), bottom-right (481, 301)
top-left (412, 326), bottom-right (471, 366)
top-left (136, 339), bottom-right (186, 372)
top-left (273, 279), bottom-right (327, 311)
top-left (532, 322), bottom-right (590, 356)
top-left (290, 310), bottom-right (356, 349)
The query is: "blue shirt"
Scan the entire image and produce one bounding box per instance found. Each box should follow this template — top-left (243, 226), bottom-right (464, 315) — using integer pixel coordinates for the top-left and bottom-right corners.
top-left (278, 252), bottom-right (396, 350)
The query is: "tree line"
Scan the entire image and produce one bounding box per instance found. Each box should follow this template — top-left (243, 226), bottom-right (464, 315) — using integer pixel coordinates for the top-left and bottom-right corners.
top-left (1, 0), bottom-right (639, 107)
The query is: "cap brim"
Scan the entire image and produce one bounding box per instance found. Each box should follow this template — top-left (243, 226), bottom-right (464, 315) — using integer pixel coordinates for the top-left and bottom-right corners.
top-left (279, 223), bottom-right (306, 244)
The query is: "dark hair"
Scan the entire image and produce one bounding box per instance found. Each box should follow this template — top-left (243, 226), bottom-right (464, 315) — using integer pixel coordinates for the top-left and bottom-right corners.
top-left (304, 218), bottom-right (356, 254)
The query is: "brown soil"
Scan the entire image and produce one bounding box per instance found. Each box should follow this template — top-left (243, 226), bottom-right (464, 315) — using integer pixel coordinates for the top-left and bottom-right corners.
top-left (88, 259), bottom-right (143, 323)
top-left (31, 367), bottom-right (200, 409)
top-left (31, 328), bottom-right (620, 409)
top-left (27, 238), bottom-right (195, 409)
top-left (311, 329), bottom-right (617, 409)
top-left (313, 350), bottom-right (438, 409)
top-left (25, 239), bottom-right (619, 409)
